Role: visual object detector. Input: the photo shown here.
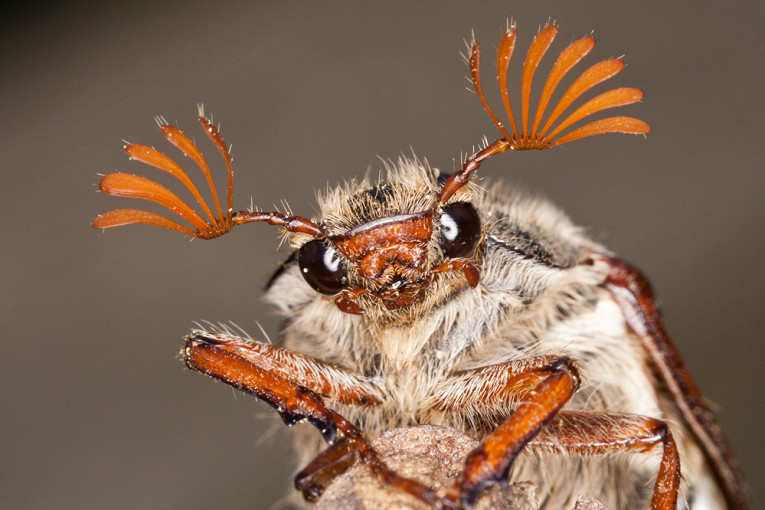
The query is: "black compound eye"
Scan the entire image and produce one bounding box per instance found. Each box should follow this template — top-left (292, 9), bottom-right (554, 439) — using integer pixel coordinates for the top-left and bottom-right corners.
top-left (438, 202), bottom-right (481, 258)
top-left (297, 240), bottom-right (348, 295)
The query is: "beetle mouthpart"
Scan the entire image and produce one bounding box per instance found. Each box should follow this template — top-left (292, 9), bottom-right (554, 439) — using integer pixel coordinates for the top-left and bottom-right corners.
top-left (345, 261), bottom-right (479, 314)
top-left (335, 290), bottom-right (367, 315)
top-left (429, 260), bottom-right (481, 288)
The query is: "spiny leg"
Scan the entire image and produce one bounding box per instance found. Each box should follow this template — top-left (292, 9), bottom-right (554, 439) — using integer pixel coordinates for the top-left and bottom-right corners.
top-left (294, 437), bottom-right (358, 501)
top-left (433, 355), bottom-right (680, 509)
top-left (527, 410), bottom-right (680, 510)
top-left (183, 333), bottom-right (450, 507)
top-left (433, 356), bottom-right (581, 506)
top-left (186, 331), bottom-right (383, 406)
top-left (600, 253), bottom-right (749, 509)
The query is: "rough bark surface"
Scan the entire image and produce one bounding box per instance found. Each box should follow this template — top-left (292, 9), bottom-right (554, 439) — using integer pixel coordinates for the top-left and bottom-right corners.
top-left (314, 425), bottom-right (608, 510)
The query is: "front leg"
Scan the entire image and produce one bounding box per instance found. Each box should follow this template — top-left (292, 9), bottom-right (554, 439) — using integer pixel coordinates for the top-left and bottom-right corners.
top-left (435, 356), bottom-right (581, 507)
top-left (183, 331), bottom-right (450, 507)
top-left (433, 356), bottom-right (680, 509)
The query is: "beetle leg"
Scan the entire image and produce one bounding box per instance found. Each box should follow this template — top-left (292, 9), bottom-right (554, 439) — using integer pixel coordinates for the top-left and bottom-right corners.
top-left (599, 253), bottom-right (749, 509)
top-left (429, 355), bottom-right (575, 415)
top-left (184, 331), bottom-right (383, 406)
top-left (434, 355), bottom-right (680, 509)
top-left (294, 434), bottom-right (454, 508)
top-left (436, 356), bottom-right (580, 506)
top-left (526, 410), bottom-right (680, 510)
top-left (294, 437), bottom-right (358, 501)
top-left (183, 332), bottom-right (449, 507)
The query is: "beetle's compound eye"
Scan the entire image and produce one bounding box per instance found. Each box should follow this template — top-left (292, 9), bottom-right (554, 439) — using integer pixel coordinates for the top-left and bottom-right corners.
top-left (438, 202), bottom-right (481, 258)
top-left (298, 240), bottom-right (348, 295)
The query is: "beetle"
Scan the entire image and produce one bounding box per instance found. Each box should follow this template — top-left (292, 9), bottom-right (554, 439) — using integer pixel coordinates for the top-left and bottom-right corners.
top-left (93, 23), bottom-right (749, 509)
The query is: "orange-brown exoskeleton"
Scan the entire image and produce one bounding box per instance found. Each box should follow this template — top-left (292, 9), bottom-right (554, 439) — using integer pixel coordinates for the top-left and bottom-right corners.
top-left (93, 24), bottom-right (749, 509)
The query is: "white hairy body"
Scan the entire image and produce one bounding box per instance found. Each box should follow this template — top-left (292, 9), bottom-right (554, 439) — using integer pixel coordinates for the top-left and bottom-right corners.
top-left (262, 159), bottom-right (725, 509)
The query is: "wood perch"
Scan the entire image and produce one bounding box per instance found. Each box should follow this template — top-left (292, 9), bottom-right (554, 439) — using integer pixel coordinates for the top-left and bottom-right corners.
top-left (314, 425), bottom-right (609, 510)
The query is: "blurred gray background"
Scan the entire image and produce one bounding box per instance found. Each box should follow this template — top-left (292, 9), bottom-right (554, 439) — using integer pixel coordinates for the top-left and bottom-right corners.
top-left (2, 2), bottom-right (763, 509)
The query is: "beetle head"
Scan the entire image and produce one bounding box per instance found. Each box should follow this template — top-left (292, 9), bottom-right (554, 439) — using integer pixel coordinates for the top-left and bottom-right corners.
top-left (93, 24), bottom-right (649, 315)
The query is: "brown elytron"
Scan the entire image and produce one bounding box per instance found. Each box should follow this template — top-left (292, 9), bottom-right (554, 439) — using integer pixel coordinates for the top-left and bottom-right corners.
top-left (94, 24), bottom-right (748, 510)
